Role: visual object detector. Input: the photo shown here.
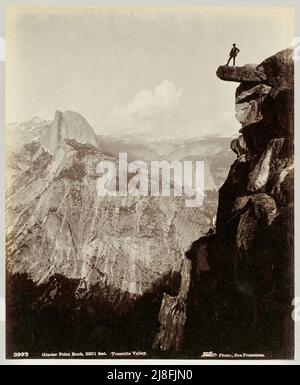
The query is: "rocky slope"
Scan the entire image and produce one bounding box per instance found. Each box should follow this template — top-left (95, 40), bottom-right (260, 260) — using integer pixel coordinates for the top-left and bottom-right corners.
top-left (153, 48), bottom-right (294, 359)
top-left (6, 110), bottom-right (219, 357)
top-left (7, 117), bottom-right (52, 153)
top-left (6, 111), bottom-right (215, 296)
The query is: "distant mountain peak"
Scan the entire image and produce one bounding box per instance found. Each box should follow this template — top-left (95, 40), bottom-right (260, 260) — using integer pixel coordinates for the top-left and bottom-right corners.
top-left (40, 110), bottom-right (100, 154)
top-left (30, 116), bottom-right (44, 123)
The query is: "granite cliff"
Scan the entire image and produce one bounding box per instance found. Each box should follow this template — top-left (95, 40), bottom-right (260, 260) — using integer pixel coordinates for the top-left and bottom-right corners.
top-left (6, 110), bottom-right (225, 356)
top-left (153, 49), bottom-right (294, 359)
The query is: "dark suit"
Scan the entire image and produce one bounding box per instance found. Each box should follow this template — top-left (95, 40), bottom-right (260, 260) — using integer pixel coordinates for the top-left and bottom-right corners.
top-left (226, 46), bottom-right (240, 66)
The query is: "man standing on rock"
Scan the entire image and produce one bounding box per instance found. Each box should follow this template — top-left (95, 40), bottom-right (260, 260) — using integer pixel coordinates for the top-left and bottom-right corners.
top-left (226, 43), bottom-right (240, 66)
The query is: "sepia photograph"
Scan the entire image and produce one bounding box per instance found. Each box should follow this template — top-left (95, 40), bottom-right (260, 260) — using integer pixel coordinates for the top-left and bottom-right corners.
top-left (4, 4), bottom-right (295, 361)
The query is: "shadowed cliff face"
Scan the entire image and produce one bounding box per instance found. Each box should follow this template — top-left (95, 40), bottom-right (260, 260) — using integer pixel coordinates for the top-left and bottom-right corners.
top-left (6, 110), bottom-right (222, 356)
top-left (6, 270), bottom-right (182, 358)
top-left (153, 48), bottom-right (294, 359)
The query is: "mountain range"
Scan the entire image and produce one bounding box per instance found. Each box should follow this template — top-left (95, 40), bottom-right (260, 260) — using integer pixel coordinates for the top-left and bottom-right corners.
top-left (6, 109), bottom-right (234, 356)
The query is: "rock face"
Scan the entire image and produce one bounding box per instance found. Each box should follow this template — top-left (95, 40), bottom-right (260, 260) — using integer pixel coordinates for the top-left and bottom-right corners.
top-left (154, 49), bottom-right (294, 358)
top-left (7, 114), bottom-right (212, 294)
top-left (216, 64), bottom-right (267, 83)
top-left (6, 111), bottom-right (221, 357)
top-left (7, 117), bottom-right (52, 153)
top-left (40, 110), bottom-right (100, 154)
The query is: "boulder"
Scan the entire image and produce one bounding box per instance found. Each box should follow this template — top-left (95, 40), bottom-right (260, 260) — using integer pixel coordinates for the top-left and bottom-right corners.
top-left (216, 64), bottom-right (266, 83)
top-left (257, 48), bottom-right (294, 91)
top-left (247, 138), bottom-right (285, 193)
top-left (230, 135), bottom-right (249, 161)
top-left (235, 84), bottom-right (272, 128)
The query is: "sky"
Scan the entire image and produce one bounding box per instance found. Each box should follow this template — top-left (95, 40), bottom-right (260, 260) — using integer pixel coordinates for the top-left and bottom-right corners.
top-left (6, 6), bottom-right (294, 138)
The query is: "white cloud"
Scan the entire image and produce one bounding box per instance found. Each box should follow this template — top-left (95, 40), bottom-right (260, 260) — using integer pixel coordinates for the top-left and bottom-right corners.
top-left (104, 81), bottom-right (183, 136)
top-left (123, 81), bottom-right (182, 118)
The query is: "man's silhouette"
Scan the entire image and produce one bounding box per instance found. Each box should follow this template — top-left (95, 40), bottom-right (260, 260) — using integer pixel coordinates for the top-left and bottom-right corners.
top-left (226, 43), bottom-right (240, 66)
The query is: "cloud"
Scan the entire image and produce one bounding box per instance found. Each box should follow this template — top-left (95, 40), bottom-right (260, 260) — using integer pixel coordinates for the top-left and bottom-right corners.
top-left (122, 81), bottom-right (183, 118)
top-left (104, 81), bottom-right (183, 136)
